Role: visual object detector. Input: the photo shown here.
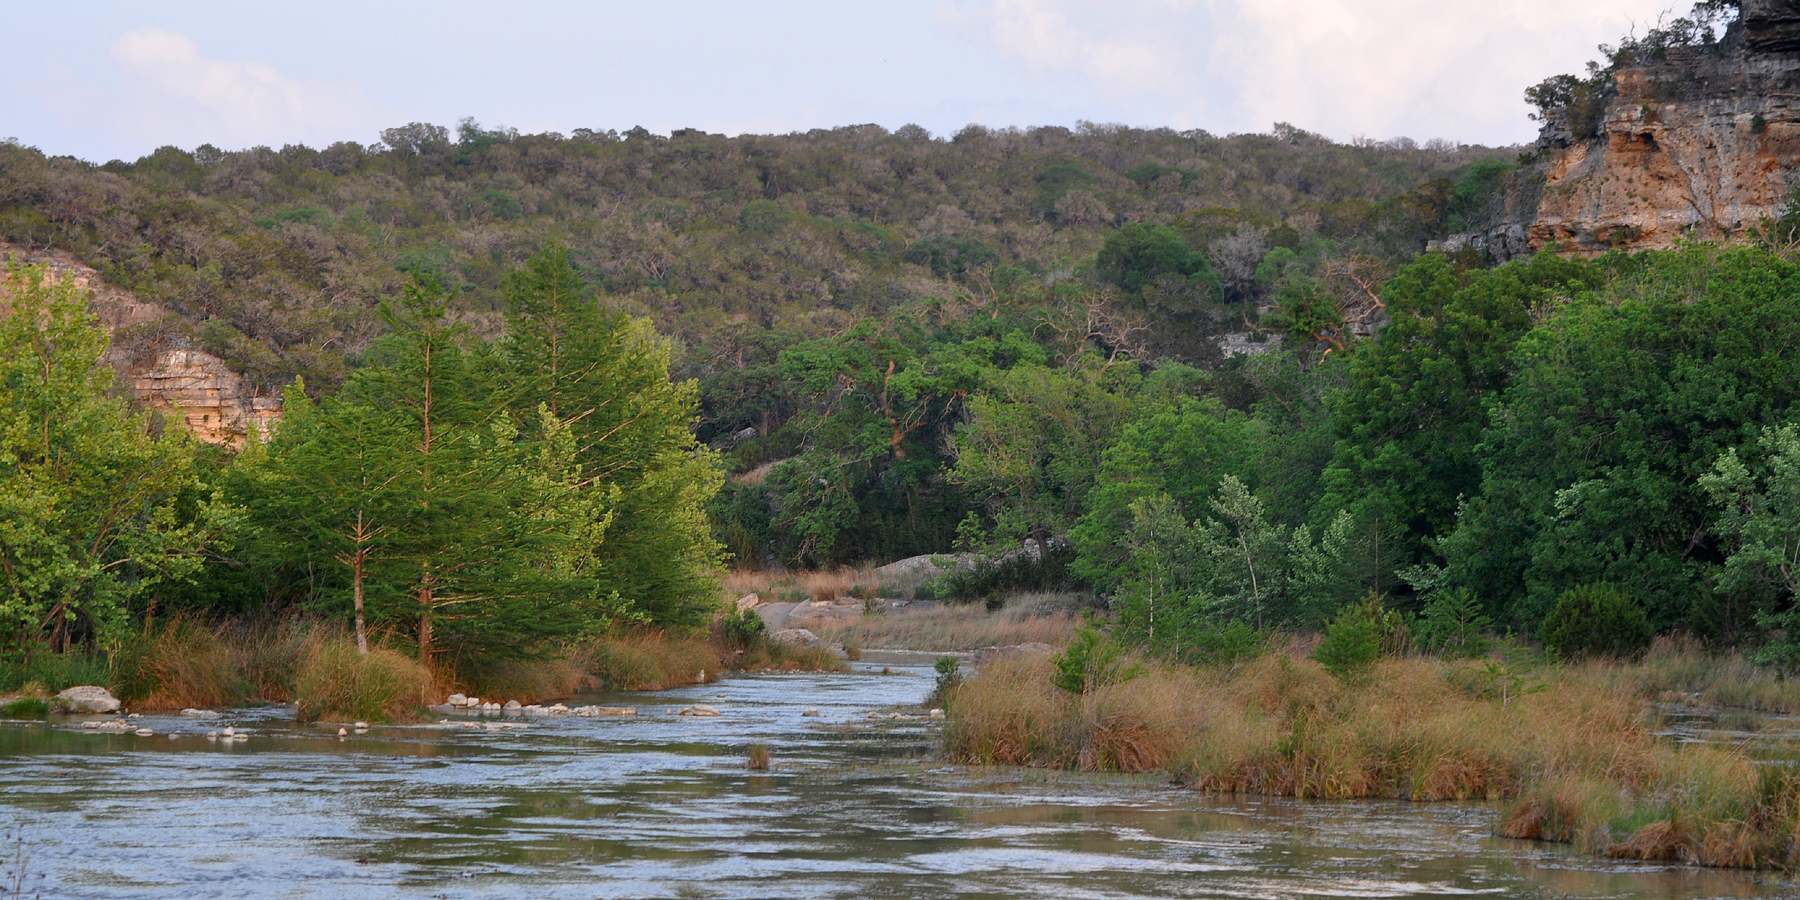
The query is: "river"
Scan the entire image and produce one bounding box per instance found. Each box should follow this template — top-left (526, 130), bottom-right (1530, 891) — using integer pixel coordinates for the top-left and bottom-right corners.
top-left (0, 658), bottom-right (1790, 899)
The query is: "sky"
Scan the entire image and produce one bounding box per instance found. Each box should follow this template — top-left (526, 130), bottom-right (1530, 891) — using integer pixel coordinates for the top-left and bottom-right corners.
top-left (3, 0), bottom-right (1677, 162)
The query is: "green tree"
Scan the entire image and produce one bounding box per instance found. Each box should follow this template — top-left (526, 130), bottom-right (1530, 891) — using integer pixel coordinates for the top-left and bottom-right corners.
top-left (0, 266), bottom-right (233, 652)
top-left (1702, 423), bottom-right (1800, 669)
top-left (497, 247), bottom-right (724, 626)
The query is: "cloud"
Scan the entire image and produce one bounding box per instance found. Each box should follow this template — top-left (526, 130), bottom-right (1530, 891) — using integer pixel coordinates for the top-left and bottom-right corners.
top-left (107, 27), bottom-right (394, 151)
top-left (943, 0), bottom-right (1673, 144)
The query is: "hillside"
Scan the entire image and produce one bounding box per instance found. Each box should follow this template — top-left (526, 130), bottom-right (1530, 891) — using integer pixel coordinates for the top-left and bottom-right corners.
top-left (0, 123), bottom-right (1511, 407)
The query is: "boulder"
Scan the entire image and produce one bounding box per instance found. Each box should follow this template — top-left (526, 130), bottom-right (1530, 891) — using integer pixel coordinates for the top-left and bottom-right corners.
top-left (769, 628), bottom-right (820, 648)
top-left (503, 700), bottom-right (522, 711)
top-left (929, 708), bottom-right (945, 720)
top-left (736, 593), bottom-right (763, 614)
top-left (446, 693), bottom-right (468, 707)
top-left (593, 706), bottom-right (637, 717)
top-left (801, 706), bottom-right (821, 717)
top-left (55, 686), bottom-right (120, 714)
top-left (677, 705), bottom-right (721, 717)
top-left (179, 708), bottom-right (220, 718)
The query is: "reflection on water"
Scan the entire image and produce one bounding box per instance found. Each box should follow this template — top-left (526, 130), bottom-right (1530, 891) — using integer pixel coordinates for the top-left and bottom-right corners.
top-left (0, 664), bottom-right (1789, 899)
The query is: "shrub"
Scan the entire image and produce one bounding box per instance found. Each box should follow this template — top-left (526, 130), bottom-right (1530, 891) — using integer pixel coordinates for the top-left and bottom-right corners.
top-left (1542, 584), bottom-right (1653, 660)
top-left (1314, 611), bottom-right (1379, 681)
top-left (1051, 624), bottom-right (1141, 694)
top-left (931, 656), bottom-right (963, 705)
top-left (716, 609), bottom-right (766, 652)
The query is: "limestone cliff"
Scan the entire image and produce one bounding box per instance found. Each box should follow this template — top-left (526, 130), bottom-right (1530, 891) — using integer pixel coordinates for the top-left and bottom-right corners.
top-left (1, 245), bottom-right (281, 447)
top-left (1450, 6), bottom-right (1800, 259)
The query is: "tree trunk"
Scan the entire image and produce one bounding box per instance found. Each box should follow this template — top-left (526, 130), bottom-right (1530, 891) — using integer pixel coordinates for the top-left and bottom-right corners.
top-left (417, 584), bottom-right (433, 659)
top-left (352, 552), bottom-right (368, 657)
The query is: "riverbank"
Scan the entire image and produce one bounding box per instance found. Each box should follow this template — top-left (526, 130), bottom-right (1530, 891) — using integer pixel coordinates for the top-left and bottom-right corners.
top-left (944, 640), bottom-right (1800, 870)
top-left (0, 618), bottom-right (845, 724)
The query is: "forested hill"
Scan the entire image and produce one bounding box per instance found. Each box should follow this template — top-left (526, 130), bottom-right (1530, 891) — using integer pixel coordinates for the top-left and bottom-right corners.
top-left (0, 121), bottom-right (1511, 402)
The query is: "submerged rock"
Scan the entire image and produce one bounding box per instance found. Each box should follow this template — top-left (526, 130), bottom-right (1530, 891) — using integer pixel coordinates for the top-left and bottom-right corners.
top-left (801, 707), bottom-right (821, 717)
top-left (179, 708), bottom-right (221, 718)
top-left (55, 686), bottom-right (121, 714)
top-left (677, 705), bottom-right (721, 717)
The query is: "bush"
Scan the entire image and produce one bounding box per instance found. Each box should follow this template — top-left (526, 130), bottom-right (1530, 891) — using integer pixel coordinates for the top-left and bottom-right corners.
top-left (1542, 584), bottom-right (1653, 660)
top-left (1051, 624), bottom-right (1142, 694)
top-left (1314, 612), bottom-right (1379, 681)
top-left (716, 609), bottom-right (766, 652)
top-left (930, 656), bottom-right (962, 706)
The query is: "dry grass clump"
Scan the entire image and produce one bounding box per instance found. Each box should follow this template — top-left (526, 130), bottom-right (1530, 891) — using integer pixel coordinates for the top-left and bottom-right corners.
top-left (581, 631), bottom-right (721, 691)
top-left (724, 566), bottom-right (882, 604)
top-left (813, 597), bottom-right (1078, 651)
top-left (293, 635), bottom-right (437, 724)
top-left (944, 646), bottom-right (1800, 869)
top-left (117, 617), bottom-right (323, 710)
top-left (1624, 635), bottom-right (1800, 713)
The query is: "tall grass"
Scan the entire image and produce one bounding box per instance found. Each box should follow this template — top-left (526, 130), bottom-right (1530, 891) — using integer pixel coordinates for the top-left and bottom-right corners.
top-left (811, 594), bottom-right (1079, 651)
top-left (293, 638), bottom-right (437, 724)
top-left (945, 648), bottom-right (1800, 870)
top-left (724, 566), bottom-right (882, 604)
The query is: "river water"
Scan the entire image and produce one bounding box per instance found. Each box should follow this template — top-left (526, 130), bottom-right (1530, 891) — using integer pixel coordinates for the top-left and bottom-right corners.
top-left (0, 660), bottom-right (1791, 899)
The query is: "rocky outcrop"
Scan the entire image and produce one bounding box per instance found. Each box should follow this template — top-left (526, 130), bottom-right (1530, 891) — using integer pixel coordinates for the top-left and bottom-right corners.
top-left (1448, 15), bottom-right (1800, 258)
top-left (2, 244), bottom-right (281, 447)
top-left (132, 348), bottom-right (281, 447)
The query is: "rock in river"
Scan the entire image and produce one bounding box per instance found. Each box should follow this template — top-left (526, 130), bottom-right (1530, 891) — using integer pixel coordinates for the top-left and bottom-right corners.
top-left (55, 686), bottom-right (121, 714)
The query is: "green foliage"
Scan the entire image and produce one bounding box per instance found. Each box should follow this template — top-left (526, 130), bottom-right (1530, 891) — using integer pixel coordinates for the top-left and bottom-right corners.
top-left (1702, 423), bottom-right (1800, 670)
top-left (1313, 610), bottom-right (1379, 681)
top-left (0, 697), bottom-right (49, 718)
top-left (1417, 588), bottom-right (1492, 657)
top-left (1442, 246), bottom-right (1800, 637)
top-left (0, 266), bottom-right (234, 652)
top-left (717, 609), bottom-right (767, 652)
top-left (1449, 642), bottom-right (1547, 706)
top-left (932, 655), bottom-right (963, 704)
top-left (1051, 623), bottom-right (1142, 694)
top-left (1542, 584), bottom-right (1653, 660)
top-left (1097, 223), bottom-right (1221, 298)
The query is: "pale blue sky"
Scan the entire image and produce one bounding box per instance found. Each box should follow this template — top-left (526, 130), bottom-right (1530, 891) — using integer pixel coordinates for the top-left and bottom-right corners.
top-left (4, 0), bottom-right (1672, 161)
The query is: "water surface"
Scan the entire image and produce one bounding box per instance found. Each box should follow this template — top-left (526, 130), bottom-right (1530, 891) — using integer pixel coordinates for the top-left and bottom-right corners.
top-left (0, 663), bottom-right (1789, 899)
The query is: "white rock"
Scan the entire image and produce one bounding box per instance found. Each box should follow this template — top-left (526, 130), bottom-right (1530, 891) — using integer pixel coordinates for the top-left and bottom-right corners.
top-left (736, 592), bottom-right (763, 614)
top-left (354, 721), bottom-right (369, 729)
top-left (338, 727), bottom-right (348, 737)
top-left (179, 708), bottom-right (220, 718)
top-left (55, 686), bottom-right (120, 714)
top-left (802, 707), bottom-right (821, 717)
top-left (503, 700), bottom-right (522, 711)
top-left (769, 629), bottom-right (820, 648)
top-left (446, 693), bottom-right (468, 706)
top-left (134, 728), bottom-right (154, 737)
top-left (595, 706), bottom-right (636, 717)
top-left (223, 727), bottom-right (235, 737)
top-left (677, 705), bottom-right (721, 717)
top-left (929, 709), bottom-right (945, 720)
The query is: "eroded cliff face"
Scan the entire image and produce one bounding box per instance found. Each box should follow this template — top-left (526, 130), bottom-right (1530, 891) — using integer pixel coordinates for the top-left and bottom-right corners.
top-left (2, 245), bottom-right (281, 447)
top-left (1451, 13), bottom-right (1800, 259)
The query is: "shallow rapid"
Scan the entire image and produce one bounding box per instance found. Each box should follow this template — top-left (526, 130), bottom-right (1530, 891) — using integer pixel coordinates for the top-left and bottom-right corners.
top-left (0, 660), bottom-right (1789, 899)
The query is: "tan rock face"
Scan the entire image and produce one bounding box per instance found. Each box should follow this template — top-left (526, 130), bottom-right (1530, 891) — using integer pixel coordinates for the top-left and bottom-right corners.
top-left (133, 349), bottom-right (282, 448)
top-left (1445, 32), bottom-right (1800, 260)
top-left (1530, 49), bottom-right (1800, 256)
top-left (2, 244), bottom-right (281, 448)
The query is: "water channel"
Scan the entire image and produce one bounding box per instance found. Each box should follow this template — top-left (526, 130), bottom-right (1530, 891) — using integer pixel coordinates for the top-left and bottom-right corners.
top-left (0, 658), bottom-right (1791, 899)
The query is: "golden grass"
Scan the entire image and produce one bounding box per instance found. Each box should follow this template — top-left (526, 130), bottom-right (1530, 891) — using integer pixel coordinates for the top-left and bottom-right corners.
top-left (293, 638), bottom-right (438, 724)
top-left (577, 631), bottom-right (722, 691)
top-left (724, 566), bottom-right (883, 604)
top-left (944, 647), bottom-right (1800, 870)
top-left (811, 594), bottom-right (1079, 651)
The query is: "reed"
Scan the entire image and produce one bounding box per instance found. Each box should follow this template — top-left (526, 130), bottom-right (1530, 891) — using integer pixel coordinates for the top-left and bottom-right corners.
top-left (944, 646), bottom-right (1800, 869)
top-left (292, 636), bottom-right (437, 724)
top-left (747, 743), bottom-right (771, 771)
